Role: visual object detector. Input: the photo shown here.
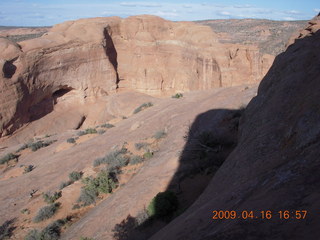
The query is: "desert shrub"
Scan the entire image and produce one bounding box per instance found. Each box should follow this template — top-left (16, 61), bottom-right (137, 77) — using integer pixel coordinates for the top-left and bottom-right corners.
top-left (69, 171), bottom-right (83, 182)
top-left (97, 129), bottom-right (106, 135)
top-left (25, 219), bottom-right (69, 240)
top-left (0, 219), bottom-right (15, 239)
top-left (143, 151), bottom-right (153, 159)
top-left (59, 180), bottom-right (73, 190)
top-left (24, 165), bottom-right (34, 173)
top-left (33, 203), bottom-right (60, 223)
top-left (147, 191), bottom-right (178, 219)
top-left (100, 123), bottom-right (115, 129)
top-left (67, 138), bottom-right (76, 144)
top-left (80, 237), bottom-right (95, 240)
top-left (133, 102), bottom-right (153, 114)
top-left (42, 191), bottom-right (62, 204)
top-left (25, 229), bottom-right (42, 240)
top-left (153, 130), bottom-right (167, 140)
top-left (171, 93), bottom-right (183, 99)
top-left (129, 155), bottom-right (144, 165)
top-left (77, 128), bottom-right (97, 136)
top-left (93, 148), bottom-right (128, 167)
top-left (29, 140), bottom-right (56, 152)
top-left (72, 204), bottom-right (81, 210)
top-left (134, 142), bottom-right (149, 151)
top-left (78, 171), bottom-right (118, 206)
top-left (78, 187), bottom-right (98, 206)
top-left (0, 153), bottom-right (19, 164)
top-left (21, 208), bottom-right (30, 215)
top-left (17, 143), bottom-right (29, 152)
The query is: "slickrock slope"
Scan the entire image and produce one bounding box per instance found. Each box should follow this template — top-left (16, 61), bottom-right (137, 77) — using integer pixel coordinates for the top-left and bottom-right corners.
top-left (151, 17), bottom-right (320, 240)
top-left (0, 85), bottom-right (256, 239)
top-left (0, 15), bottom-right (273, 138)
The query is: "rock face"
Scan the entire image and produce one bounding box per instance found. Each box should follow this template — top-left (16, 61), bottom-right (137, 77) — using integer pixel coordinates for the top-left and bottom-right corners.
top-left (150, 18), bottom-right (320, 240)
top-left (113, 16), bottom-right (273, 94)
top-left (0, 15), bottom-right (274, 138)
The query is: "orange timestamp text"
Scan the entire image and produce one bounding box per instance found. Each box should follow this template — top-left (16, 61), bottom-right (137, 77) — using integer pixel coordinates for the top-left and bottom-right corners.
top-left (212, 210), bottom-right (307, 220)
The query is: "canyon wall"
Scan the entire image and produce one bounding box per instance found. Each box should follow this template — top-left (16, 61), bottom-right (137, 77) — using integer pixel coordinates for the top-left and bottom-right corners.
top-left (0, 15), bottom-right (274, 137)
top-left (151, 16), bottom-right (320, 240)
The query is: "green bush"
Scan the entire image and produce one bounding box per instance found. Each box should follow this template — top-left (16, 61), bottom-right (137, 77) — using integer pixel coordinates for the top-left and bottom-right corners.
top-left (147, 191), bottom-right (178, 219)
top-left (59, 180), bottom-right (73, 190)
top-left (93, 148), bottom-right (128, 167)
top-left (67, 138), bottom-right (76, 144)
top-left (29, 140), bottom-right (56, 152)
top-left (69, 171), bottom-right (83, 182)
top-left (33, 203), bottom-right (60, 223)
top-left (77, 128), bottom-right (97, 136)
top-left (17, 143), bottom-right (29, 152)
top-left (129, 155), bottom-right (144, 165)
top-left (153, 130), bottom-right (167, 140)
top-left (25, 218), bottom-right (69, 240)
top-left (42, 191), bottom-right (62, 204)
top-left (78, 171), bottom-right (118, 206)
top-left (0, 153), bottom-right (19, 164)
top-left (97, 129), bottom-right (106, 135)
top-left (133, 102), bottom-right (153, 114)
top-left (100, 123), bottom-right (115, 129)
top-left (72, 204), bottom-right (81, 210)
top-left (171, 93), bottom-right (183, 99)
top-left (143, 151), bottom-right (153, 159)
top-left (21, 208), bottom-right (30, 215)
top-left (78, 187), bottom-right (97, 206)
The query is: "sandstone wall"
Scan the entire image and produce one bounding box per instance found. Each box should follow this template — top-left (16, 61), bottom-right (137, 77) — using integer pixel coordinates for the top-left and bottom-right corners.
top-left (0, 15), bottom-right (274, 137)
top-left (151, 16), bottom-right (320, 240)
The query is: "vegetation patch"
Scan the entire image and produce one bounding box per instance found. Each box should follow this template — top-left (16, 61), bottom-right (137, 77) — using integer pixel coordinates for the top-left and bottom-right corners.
top-left (143, 151), bottom-right (153, 159)
top-left (100, 123), bottom-right (115, 129)
top-left (24, 165), bottom-right (34, 173)
top-left (33, 203), bottom-right (61, 223)
top-left (0, 219), bottom-right (16, 240)
top-left (67, 138), bottom-right (76, 144)
top-left (98, 129), bottom-right (106, 135)
top-left (18, 140), bottom-right (56, 152)
top-left (171, 93), bottom-right (183, 99)
top-left (78, 170), bottom-right (118, 206)
top-left (59, 180), bottom-right (73, 190)
top-left (133, 102), bottom-right (153, 114)
top-left (153, 130), bottom-right (167, 140)
top-left (134, 142), bottom-right (149, 151)
top-left (147, 191), bottom-right (179, 219)
top-left (69, 171), bottom-right (83, 182)
top-left (77, 128), bottom-right (97, 136)
top-left (59, 171), bottom-right (82, 189)
top-left (93, 148), bottom-right (129, 167)
top-left (42, 191), bottom-right (62, 204)
top-left (25, 218), bottom-right (71, 240)
top-left (129, 155), bottom-right (144, 165)
top-left (21, 208), bottom-right (30, 215)
top-left (0, 153), bottom-right (19, 165)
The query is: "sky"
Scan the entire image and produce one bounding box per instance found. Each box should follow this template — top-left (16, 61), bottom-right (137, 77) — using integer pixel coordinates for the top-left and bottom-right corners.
top-left (0, 0), bottom-right (319, 26)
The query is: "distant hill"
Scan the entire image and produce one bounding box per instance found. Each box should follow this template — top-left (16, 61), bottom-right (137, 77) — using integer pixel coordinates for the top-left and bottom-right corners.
top-left (196, 19), bottom-right (307, 55)
top-left (0, 26), bottom-right (50, 42)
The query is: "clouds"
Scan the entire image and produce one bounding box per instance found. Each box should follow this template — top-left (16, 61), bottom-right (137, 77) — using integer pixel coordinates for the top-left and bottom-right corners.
top-left (0, 1), bottom-right (317, 26)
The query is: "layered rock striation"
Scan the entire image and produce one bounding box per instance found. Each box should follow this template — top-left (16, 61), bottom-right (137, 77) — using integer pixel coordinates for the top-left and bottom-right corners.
top-left (0, 15), bottom-right (274, 137)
